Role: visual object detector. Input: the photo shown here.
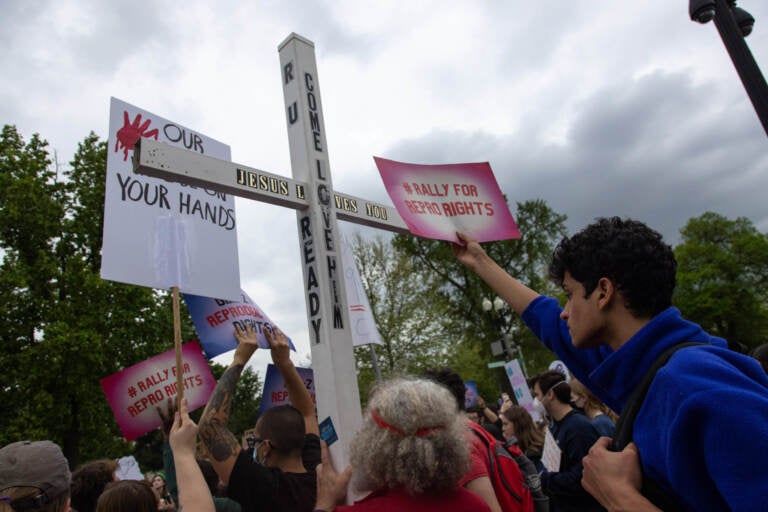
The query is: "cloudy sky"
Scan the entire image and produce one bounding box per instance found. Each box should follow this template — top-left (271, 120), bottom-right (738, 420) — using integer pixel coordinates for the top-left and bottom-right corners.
top-left (3, 0), bottom-right (768, 370)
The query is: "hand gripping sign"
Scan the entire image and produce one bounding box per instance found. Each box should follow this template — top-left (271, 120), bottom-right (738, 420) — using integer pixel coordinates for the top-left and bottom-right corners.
top-left (183, 290), bottom-right (295, 358)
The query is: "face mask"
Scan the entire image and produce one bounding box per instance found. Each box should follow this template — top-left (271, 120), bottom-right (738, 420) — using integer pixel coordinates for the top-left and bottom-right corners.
top-left (532, 397), bottom-right (547, 422)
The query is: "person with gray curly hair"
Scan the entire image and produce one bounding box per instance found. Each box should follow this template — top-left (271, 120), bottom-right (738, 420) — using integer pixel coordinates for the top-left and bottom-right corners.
top-left (313, 377), bottom-right (491, 511)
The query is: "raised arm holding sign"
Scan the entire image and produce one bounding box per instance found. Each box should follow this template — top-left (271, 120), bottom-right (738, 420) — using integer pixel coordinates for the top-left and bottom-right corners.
top-left (198, 325), bottom-right (321, 512)
top-left (184, 290), bottom-right (296, 358)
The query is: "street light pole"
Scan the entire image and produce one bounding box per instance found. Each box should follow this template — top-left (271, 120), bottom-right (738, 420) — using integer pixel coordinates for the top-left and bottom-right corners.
top-left (484, 295), bottom-right (530, 377)
top-left (708, 0), bottom-right (768, 136)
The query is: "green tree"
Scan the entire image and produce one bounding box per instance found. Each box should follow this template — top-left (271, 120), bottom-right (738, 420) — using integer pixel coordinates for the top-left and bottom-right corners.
top-left (0, 125), bottom-right (64, 443)
top-left (0, 126), bottom-right (267, 470)
top-left (349, 234), bottom-right (454, 402)
top-left (349, 199), bottom-right (567, 399)
top-left (0, 127), bottom-right (186, 466)
top-left (392, 199), bottom-right (568, 395)
top-left (674, 212), bottom-right (768, 352)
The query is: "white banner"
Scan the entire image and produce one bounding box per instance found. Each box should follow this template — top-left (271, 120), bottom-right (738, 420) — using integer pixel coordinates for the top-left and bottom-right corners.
top-left (504, 359), bottom-right (540, 421)
top-left (506, 359), bottom-right (562, 471)
top-left (101, 97), bottom-right (240, 300)
top-left (340, 233), bottom-right (382, 346)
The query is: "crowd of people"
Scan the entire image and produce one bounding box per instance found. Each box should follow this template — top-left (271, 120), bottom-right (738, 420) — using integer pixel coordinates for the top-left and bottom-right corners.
top-left (2, 217), bottom-right (768, 512)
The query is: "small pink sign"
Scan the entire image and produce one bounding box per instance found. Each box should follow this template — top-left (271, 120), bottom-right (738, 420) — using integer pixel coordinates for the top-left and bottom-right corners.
top-left (100, 341), bottom-right (216, 441)
top-left (374, 157), bottom-right (520, 243)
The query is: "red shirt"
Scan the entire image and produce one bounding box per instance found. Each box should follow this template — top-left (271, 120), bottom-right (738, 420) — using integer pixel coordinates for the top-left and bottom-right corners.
top-left (458, 422), bottom-right (490, 486)
top-left (336, 486), bottom-right (491, 512)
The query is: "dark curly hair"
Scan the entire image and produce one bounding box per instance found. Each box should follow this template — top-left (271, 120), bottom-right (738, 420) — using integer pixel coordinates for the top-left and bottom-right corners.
top-left (548, 217), bottom-right (677, 318)
top-left (750, 343), bottom-right (768, 374)
top-left (423, 368), bottom-right (467, 411)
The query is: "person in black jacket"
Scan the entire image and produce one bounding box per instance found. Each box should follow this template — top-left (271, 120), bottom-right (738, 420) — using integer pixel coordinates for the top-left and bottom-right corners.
top-left (529, 371), bottom-right (603, 512)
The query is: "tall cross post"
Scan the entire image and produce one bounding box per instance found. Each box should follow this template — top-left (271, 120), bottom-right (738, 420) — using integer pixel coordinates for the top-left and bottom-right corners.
top-left (280, 33), bottom-right (363, 463)
top-left (133, 33), bottom-right (408, 466)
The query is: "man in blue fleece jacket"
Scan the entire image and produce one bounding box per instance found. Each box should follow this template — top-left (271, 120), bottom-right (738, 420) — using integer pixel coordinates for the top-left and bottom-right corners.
top-left (452, 217), bottom-right (768, 511)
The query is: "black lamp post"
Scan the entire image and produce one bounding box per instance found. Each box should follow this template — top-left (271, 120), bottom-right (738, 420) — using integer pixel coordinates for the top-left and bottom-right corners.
top-left (690, 0), bottom-right (768, 137)
top-left (483, 296), bottom-right (529, 377)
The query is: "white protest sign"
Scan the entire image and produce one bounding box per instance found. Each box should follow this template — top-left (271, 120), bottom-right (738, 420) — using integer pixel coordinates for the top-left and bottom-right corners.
top-left (504, 359), bottom-right (541, 422)
top-left (505, 360), bottom-right (562, 471)
top-left (101, 97), bottom-right (240, 300)
top-left (115, 456), bottom-right (144, 481)
top-left (548, 360), bottom-right (571, 381)
top-left (541, 427), bottom-right (562, 472)
top-left (340, 232), bottom-right (382, 347)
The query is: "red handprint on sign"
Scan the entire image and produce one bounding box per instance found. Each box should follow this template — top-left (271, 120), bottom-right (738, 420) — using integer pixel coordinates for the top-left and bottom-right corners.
top-left (114, 111), bottom-right (159, 161)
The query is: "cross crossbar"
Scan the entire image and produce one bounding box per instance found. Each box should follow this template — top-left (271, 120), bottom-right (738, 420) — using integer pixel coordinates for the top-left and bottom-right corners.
top-left (134, 138), bottom-right (408, 234)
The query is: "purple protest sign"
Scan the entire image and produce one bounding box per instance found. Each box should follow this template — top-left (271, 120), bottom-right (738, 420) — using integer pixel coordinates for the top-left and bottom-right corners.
top-left (259, 363), bottom-right (316, 414)
top-left (184, 290), bottom-right (295, 358)
top-left (464, 380), bottom-right (479, 409)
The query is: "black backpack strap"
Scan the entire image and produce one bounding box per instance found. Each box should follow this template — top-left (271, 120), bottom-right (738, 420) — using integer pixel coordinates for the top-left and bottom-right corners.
top-left (611, 342), bottom-right (705, 510)
top-left (612, 342), bottom-right (704, 450)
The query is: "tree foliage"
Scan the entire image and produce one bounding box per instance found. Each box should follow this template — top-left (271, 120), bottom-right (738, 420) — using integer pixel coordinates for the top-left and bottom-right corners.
top-left (395, 199), bottom-right (568, 395)
top-left (349, 234), bottom-right (454, 402)
top-left (348, 199), bottom-right (568, 400)
top-left (0, 126), bottom-right (178, 465)
top-left (0, 126), bottom-right (261, 469)
top-left (674, 211), bottom-right (768, 352)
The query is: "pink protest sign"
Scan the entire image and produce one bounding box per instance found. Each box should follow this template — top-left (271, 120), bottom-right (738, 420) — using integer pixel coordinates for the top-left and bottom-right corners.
top-left (100, 341), bottom-right (216, 441)
top-left (374, 157), bottom-right (520, 243)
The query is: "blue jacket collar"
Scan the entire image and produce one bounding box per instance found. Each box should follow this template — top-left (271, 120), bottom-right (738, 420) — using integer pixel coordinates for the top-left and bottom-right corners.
top-left (587, 307), bottom-right (726, 412)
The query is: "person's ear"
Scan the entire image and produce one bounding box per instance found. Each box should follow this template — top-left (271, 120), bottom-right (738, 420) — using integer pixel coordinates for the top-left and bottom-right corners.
top-left (595, 277), bottom-right (615, 309)
top-left (263, 439), bottom-right (272, 459)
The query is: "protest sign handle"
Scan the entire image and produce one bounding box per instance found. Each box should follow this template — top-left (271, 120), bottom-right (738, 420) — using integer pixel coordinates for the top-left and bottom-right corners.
top-left (172, 286), bottom-right (184, 405)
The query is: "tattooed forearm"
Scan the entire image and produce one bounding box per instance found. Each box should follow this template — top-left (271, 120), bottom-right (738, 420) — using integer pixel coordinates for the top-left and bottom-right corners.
top-left (199, 364), bottom-right (245, 461)
top-left (206, 364), bottom-right (244, 414)
top-left (199, 418), bottom-right (241, 461)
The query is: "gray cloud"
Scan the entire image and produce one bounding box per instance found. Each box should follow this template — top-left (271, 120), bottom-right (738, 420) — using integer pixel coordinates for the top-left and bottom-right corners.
top-left (1, 1), bottom-right (173, 76)
top-left (384, 69), bottom-right (768, 243)
top-left (3, 0), bottom-right (768, 360)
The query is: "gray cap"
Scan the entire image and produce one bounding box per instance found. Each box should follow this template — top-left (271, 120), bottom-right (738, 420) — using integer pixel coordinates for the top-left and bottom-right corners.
top-left (0, 441), bottom-right (71, 508)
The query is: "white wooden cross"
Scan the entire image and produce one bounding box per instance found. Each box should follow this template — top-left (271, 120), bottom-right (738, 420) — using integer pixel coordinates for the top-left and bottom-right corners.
top-left (133, 33), bottom-right (407, 466)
